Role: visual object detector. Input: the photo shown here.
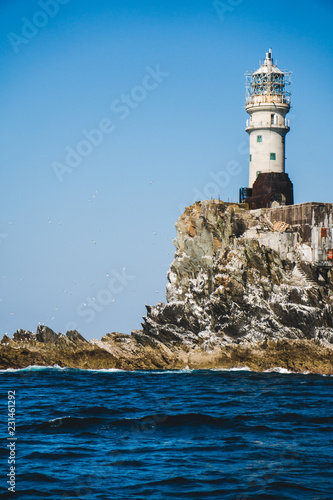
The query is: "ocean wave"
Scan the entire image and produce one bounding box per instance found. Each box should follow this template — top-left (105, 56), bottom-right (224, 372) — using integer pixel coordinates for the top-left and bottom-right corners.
top-left (0, 364), bottom-right (72, 373)
top-left (0, 365), bottom-right (331, 377)
top-left (0, 365), bottom-right (124, 374)
top-left (145, 368), bottom-right (195, 374)
top-left (19, 416), bottom-right (105, 432)
top-left (100, 412), bottom-right (268, 431)
top-left (23, 451), bottom-right (81, 460)
top-left (264, 367), bottom-right (296, 374)
top-left (0, 365), bottom-right (60, 373)
top-left (44, 416), bottom-right (104, 429)
top-left (19, 473), bottom-right (59, 483)
top-left (85, 368), bottom-right (125, 373)
top-left (212, 367), bottom-right (252, 372)
top-left (143, 475), bottom-right (195, 486)
top-left (263, 367), bottom-right (319, 375)
top-left (1, 366), bottom-right (332, 500)
top-left (20, 412), bottom-right (251, 434)
top-left (80, 406), bottom-right (125, 416)
top-left (109, 459), bottom-right (145, 467)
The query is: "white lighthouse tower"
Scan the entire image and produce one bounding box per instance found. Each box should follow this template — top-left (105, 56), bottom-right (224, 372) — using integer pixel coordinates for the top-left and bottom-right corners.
top-left (245, 49), bottom-right (291, 188)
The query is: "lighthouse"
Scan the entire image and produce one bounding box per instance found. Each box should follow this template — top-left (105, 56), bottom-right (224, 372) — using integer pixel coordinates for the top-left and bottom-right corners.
top-left (240, 49), bottom-right (294, 209)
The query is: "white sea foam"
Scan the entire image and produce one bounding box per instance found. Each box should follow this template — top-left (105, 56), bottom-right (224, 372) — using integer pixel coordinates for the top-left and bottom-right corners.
top-left (47, 417), bottom-right (67, 426)
top-left (0, 365), bottom-right (331, 376)
top-left (86, 368), bottom-right (124, 373)
top-left (264, 367), bottom-right (293, 374)
top-left (0, 365), bottom-right (124, 374)
top-left (212, 367), bottom-right (252, 372)
top-left (46, 416), bottom-right (86, 427)
top-left (263, 367), bottom-right (326, 375)
top-left (145, 368), bottom-right (195, 374)
top-left (0, 365), bottom-right (59, 373)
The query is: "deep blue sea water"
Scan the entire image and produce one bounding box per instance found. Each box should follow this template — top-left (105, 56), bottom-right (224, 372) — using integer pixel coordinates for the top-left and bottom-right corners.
top-left (0, 367), bottom-right (332, 500)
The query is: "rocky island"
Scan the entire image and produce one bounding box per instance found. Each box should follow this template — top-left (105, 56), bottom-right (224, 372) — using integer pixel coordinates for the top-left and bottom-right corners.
top-left (1, 201), bottom-right (333, 374)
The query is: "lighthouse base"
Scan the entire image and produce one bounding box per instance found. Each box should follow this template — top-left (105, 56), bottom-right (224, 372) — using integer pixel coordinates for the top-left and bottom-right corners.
top-left (241, 172), bottom-right (294, 209)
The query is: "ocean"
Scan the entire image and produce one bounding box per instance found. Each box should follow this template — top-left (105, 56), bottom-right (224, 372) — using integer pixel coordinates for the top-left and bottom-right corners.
top-left (1, 367), bottom-right (332, 500)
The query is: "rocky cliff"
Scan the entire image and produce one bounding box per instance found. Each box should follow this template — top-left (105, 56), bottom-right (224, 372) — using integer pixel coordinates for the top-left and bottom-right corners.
top-left (143, 200), bottom-right (333, 346)
top-left (1, 201), bottom-right (333, 374)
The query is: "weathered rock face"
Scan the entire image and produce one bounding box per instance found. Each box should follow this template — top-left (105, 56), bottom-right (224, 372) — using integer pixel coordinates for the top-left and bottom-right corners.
top-left (36, 325), bottom-right (59, 344)
top-left (1, 201), bottom-right (333, 374)
top-left (142, 201), bottom-right (333, 347)
top-left (0, 327), bottom-right (188, 371)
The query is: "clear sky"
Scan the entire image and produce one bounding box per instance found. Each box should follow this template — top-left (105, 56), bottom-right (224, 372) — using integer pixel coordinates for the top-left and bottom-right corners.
top-left (1, 0), bottom-right (332, 339)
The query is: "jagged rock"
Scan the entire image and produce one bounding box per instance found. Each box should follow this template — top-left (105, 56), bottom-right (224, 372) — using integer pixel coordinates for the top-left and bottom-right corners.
top-left (131, 330), bottom-right (161, 348)
top-left (1, 334), bottom-right (11, 345)
top-left (66, 330), bottom-right (89, 345)
top-left (13, 329), bottom-right (36, 342)
top-left (143, 201), bottom-right (333, 346)
top-left (1, 201), bottom-right (333, 374)
top-left (102, 332), bottom-right (130, 342)
top-left (36, 325), bottom-right (59, 344)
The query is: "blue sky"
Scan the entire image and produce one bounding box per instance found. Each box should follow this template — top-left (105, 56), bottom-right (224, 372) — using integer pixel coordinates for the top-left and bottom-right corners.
top-left (1, 0), bottom-right (332, 339)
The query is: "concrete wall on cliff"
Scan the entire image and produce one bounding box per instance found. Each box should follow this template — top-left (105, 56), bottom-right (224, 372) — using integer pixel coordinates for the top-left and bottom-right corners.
top-left (262, 202), bottom-right (333, 263)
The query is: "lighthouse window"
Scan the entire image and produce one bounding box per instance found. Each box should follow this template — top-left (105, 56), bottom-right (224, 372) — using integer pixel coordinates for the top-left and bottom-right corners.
top-left (256, 171), bottom-right (262, 178)
top-left (249, 154), bottom-right (252, 162)
top-left (282, 137), bottom-right (285, 143)
top-left (257, 135), bottom-right (262, 143)
top-left (270, 153), bottom-right (276, 160)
